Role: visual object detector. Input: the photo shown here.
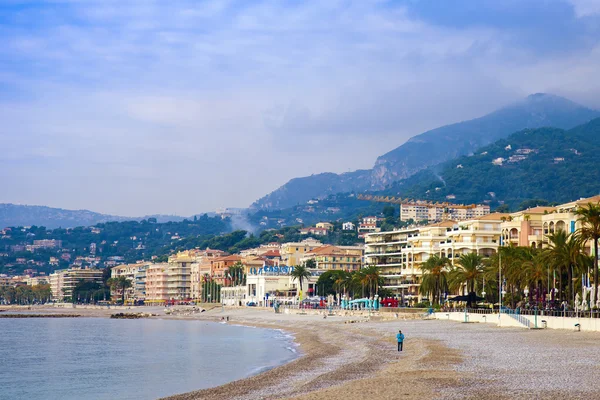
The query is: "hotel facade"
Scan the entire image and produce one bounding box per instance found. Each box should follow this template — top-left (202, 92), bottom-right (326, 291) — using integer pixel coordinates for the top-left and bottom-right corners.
top-left (366, 195), bottom-right (600, 304)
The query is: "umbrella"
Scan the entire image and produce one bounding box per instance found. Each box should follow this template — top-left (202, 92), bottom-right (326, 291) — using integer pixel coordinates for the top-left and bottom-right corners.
top-left (591, 286), bottom-right (596, 310)
top-left (575, 293), bottom-right (581, 312)
top-left (448, 293), bottom-right (485, 302)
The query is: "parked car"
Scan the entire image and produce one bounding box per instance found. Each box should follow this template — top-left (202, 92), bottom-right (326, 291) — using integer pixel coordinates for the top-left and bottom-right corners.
top-left (246, 302), bottom-right (257, 307)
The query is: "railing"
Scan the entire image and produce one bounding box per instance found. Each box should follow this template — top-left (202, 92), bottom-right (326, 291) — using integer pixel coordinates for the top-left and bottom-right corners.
top-left (501, 307), bottom-right (532, 328)
top-left (465, 308), bottom-right (495, 314)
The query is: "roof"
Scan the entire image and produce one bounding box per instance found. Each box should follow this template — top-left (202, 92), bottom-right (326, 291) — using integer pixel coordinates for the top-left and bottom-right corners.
top-left (521, 206), bottom-right (557, 214)
top-left (575, 194), bottom-right (600, 206)
top-left (305, 245), bottom-right (362, 256)
top-left (262, 249), bottom-right (281, 257)
top-left (471, 213), bottom-right (509, 221)
top-left (423, 221), bottom-right (456, 228)
top-left (213, 255), bottom-right (243, 262)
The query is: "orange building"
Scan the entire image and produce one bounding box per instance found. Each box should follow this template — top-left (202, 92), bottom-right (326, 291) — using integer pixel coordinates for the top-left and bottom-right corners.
top-left (211, 255), bottom-right (243, 284)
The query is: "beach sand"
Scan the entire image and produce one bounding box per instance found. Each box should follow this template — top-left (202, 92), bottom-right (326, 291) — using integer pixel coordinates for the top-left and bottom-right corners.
top-left (163, 308), bottom-right (600, 400)
top-left (10, 305), bottom-right (600, 399)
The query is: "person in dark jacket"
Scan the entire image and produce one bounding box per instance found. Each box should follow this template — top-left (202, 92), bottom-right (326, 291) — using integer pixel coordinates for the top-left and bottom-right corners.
top-left (396, 330), bottom-right (405, 352)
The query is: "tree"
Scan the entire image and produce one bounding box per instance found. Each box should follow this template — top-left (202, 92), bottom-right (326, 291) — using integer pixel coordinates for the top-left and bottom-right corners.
top-left (575, 202), bottom-right (600, 305)
top-left (449, 253), bottom-right (484, 307)
top-left (544, 230), bottom-right (584, 305)
top-left (304, 259), bottom-right (317, 269)
top-left (357, 265), bottom-right (381, 298)
top-left (291, 265), bottom-right (311, 297)
top-left (226, 262), bottom-right (246, 286)
top-left (107, 276), bottom-right (133, 303)
top-left (419, 255), bottom-right (450, 305)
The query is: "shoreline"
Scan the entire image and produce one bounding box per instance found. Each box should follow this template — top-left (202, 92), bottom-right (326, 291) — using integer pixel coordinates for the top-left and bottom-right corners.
top-left (161, 310), bottom-right (464, 400)
top-left (6, 305), bottom-right (600, 399)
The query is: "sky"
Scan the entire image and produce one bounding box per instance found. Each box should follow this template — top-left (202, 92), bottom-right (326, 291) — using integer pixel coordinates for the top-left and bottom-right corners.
top-left (1, 0), bottom-right (600, 217)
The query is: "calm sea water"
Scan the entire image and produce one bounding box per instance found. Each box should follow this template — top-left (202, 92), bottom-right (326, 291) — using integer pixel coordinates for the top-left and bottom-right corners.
top-left (0, 318), bottom-right (297, 400)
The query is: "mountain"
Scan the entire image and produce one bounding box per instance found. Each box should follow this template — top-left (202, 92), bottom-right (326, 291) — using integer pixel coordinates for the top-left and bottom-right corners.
top-left (251, 170), bottom-right (373, 210)
top-left (373, 93), bottom-right (600, 186)
top-left (252, 94), bottom-right (600, 210)
top-left (383, 117), bottom-right (600, 209)
top-left (0, 204), bottom-right (187, 229)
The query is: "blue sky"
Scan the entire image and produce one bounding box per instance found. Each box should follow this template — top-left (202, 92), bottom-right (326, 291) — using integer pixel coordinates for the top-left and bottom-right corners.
top-left (1, 0), bottom-right (600, 216)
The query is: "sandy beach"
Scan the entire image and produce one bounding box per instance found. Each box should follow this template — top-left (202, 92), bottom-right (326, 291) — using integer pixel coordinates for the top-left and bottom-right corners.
top-left (7, 305), bottom-right (600, 399)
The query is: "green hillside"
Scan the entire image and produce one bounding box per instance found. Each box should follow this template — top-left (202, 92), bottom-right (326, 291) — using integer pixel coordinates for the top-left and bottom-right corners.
top-left (383, 118), bottom-right (600, 209)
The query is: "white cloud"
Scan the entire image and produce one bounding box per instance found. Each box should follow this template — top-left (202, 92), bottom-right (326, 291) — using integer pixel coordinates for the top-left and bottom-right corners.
top-left (568, 0), bottom-right (600, 17)
top-left (0, 0), bottom-right (599, 215)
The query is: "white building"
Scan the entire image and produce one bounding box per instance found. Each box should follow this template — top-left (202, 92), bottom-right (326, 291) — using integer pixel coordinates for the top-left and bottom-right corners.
top-left (342, 222), bottom-right (355, 231)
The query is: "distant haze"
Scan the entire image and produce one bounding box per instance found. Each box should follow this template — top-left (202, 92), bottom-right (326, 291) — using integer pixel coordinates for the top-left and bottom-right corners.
top-left (1, 0), bottom-right (600, 215)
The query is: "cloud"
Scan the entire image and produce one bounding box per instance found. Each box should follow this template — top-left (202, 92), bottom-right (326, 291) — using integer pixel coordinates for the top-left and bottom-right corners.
top-left (0, 0), bottom-right (599, 216)
top-left (568, 0), bottom-right (600, 17)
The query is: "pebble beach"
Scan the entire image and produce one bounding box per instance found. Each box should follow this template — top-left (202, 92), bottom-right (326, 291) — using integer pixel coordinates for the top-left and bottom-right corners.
top-left (7, 305), bottom-right (600, 399)
top-left (163, 308), bottom-right (600, 400)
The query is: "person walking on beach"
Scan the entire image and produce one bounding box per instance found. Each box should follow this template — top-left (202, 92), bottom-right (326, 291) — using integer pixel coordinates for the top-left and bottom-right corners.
top-left (396, 330), bottom-right (405, 352)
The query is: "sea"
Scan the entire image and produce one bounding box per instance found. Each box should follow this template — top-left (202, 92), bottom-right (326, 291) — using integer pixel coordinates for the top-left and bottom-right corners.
top-left (0, 317), bottom-right (298, 400)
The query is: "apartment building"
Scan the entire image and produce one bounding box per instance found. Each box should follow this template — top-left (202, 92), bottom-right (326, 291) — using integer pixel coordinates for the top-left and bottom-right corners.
top-left (110, 263), bottom-right (149, 301)
top-left (166, 252), bottom-right (193, 300)
top-left (315, 222), bottom-right (334, 231)
top-left (501, 194), bottom-right (600, 253)
top-left (441, 214), bottom-right (506, 261)
top-left (365, 227), bottom-right (420, 301)
top-left (211, 255), bottom-right (243, 284)
top-left (280, 238), bottom-right (322, 266)
top-left (145, 263), bottom-right (169, 303)
top-left (365, 214), bottom-right (505, 303)
top-left (48, 268), bottom-right (104, 301)
top-left (299, 227), bottom-right (329, 236)
top-left (500, 207), bottom-right (554, 248)
top-left (400, 202), bottom-right (490, 223)
top-left (301, 245), bottom-right (364, 271)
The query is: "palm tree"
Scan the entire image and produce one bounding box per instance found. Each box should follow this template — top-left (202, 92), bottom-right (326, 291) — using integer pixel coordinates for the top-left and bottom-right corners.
top-left (449, 253), bottom-right (484, 307)
top-left (226, 262), bottom-right (245, 286)
top-left (358, 265), bottom-right (381, 298)
top-left (419, 255), bottom-right (450, 306)
top-left (521, 248), bottom-right (548, 305)
top-left (291, 265), bottom-right (311, 298)
top-left (107, 276), bottom-right (133, 304)
top-left (544, 230), bottom-right (584, 304)
top-left (575, 202), bottom-right (600, 304)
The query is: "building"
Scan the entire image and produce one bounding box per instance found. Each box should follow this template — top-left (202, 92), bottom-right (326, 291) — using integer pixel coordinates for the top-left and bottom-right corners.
top-left (301, 245), bottom-right (364, 271)
top-left (210, 255), bottom-right (243, 284)
top-left (145, 263), bottom-right (169, 304)
top-left (26, 276), bottom-right (48, 286)
top-left (221, 285), bottom-right (247, 306)
top-left (440, 214), bottom-right (506, 261)
top-left (299, 227), bottom-right (329, 236)
top-left (48, 268), bottom-right (104, 302)
top-left (500, 206), bottom-right (554, 248)
top-left (245, 266), bottom-right (320, 306)
top-left (111, 263), bottom-right (149, 301)
top-left (280, 238), bottom-right (323, 267)
top-left (500, 194), bottom-right (600, 253)
top-left (189, 249), bottom-right (229, 300)
top-left (342, 222), bottom-right (355, 231)
top-left (358, 217), bottom-right (381, 238)
top-left (315, 222), bottom-right (334, 231)
top-left (365, 214), bottom-right (505, 303)
top-left (32, 239), bottom-right (62, 249)
top-left (166, 252), bottom-right (194, 300)
top-left (399, 202), bottom-right (490, 223)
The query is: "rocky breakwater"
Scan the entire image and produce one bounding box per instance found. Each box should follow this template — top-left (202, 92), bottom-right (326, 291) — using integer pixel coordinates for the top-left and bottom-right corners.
top-left (110, 312), bottom-right (156, 319)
